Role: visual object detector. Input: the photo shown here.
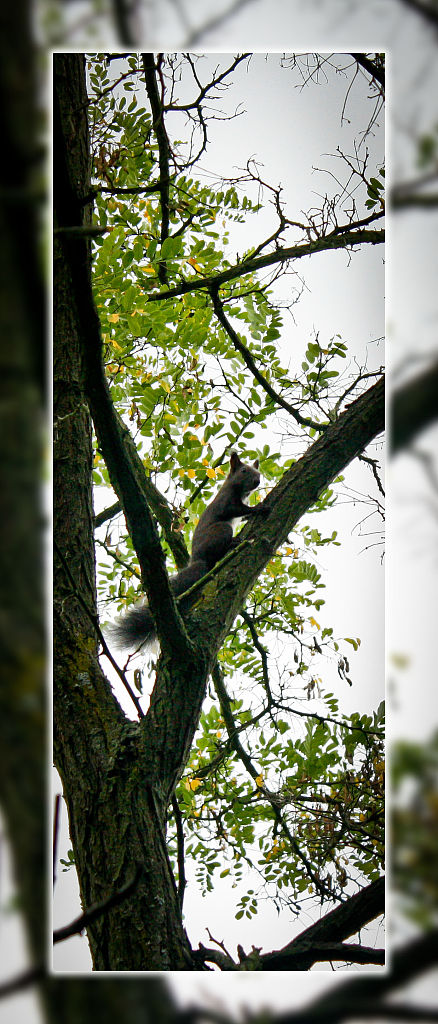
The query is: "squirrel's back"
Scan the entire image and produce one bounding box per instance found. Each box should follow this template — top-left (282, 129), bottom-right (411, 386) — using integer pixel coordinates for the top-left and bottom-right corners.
top-left (109, 451), bottom-right (261, 649)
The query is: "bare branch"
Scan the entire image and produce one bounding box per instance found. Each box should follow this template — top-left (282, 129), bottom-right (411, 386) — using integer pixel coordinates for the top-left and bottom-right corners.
top-left (181, 0), bottom-right (256, 46)
top-left (396, 0), bottom-right (438, 28)
top-left (210, 285), bottom-right (324, 431)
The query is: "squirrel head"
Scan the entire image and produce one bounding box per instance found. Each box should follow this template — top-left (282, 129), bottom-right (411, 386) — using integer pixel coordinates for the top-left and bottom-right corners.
top-left (229, 451), bottom-right (260, 494)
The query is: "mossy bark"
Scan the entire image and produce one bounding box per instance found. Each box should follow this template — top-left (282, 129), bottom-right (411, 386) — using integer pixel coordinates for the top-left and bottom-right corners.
top-left (54, 54), bottom-right (197, 971)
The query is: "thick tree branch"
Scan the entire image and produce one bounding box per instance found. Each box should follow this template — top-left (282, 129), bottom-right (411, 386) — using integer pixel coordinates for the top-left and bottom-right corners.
top-left (111, 0), bottom-right (137, 45)
top-left (0, 966), bottom-right (44, 999)
top-left (392, 171), bottom-right (438, 209)
top-left (350, 53), bottom-right (385, 89)
top-left (193, 375), bottom-right (384, 659)
top-left (260, 876), bottom-right (384, 970)
top-left (190, 930), bottom-right (438, 1012)
top-left (391, 360), bottom-right (438, 454)
top-left (142, 225), bottom-right (384, 303)
top-left (397, 0), bottom-right (438, 28)
top-left (392, 191), bottom-right (438, 209)
top-left (142, 53), bottom-right (171, 282)
top-left (94, 499), bottom-right (122, 528)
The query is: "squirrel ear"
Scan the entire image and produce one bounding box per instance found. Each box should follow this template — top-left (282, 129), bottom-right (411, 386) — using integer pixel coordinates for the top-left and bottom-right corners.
top-left (253, 460), bottom-right (259, 469)
top-left (229, 451), bottom-right (241, 473)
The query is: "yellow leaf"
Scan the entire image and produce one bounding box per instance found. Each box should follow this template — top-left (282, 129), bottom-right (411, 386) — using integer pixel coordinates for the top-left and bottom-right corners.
top-left (255, 774), bottom-right (264, 788)
top-left (108, 313), bottom-right (120, 323)
top-left (189, 778), bottom-right (202, 791)
top-left (187, 257), bottom-right (202, 272)
top-left (187, 468), bottom-right (196, 479)
top-left (206, 467), bottom-right (216, 479)
top-left (309, 617), bottom-right (320, 629)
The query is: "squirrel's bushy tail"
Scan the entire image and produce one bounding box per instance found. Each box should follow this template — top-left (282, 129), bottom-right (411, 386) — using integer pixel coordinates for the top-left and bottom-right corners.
top-left (108, 603), bottom-right (156, 649)
top-left (108, 559), bottom-right (208, 650)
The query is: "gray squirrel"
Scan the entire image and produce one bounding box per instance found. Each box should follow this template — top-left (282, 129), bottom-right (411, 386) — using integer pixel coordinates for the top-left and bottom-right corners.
top-left (110, 452), bottom-right (263, 649)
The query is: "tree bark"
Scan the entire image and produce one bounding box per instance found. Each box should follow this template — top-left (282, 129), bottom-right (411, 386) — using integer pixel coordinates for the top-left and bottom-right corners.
top-left (0, 0), bottom-right (46, 971)
top-left (54, 53), bottom-right (195, 971)
top-left (391, 359), bottom-right (438, 453)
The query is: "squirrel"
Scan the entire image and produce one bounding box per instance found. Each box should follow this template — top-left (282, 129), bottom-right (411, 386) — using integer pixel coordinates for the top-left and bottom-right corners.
top-left (110, 451), bottom-right (263, 649)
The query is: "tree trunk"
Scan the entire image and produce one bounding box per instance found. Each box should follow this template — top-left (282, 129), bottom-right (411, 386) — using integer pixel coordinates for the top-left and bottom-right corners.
top-left (54, 53), bottom-right (195, 971)
top-left (0, 0), bottom-right (46, 971)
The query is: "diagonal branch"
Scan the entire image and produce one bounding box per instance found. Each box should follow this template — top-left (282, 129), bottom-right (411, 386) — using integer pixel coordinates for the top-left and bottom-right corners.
top-left (397, 0), bottom-right (438, 28)
top-left (350, 53), bottom-right (385, 89)
top-left (181, 0), bottom-right (256, 46)
top-left (195, 375), bottom-right (384, 660)
top-left (260, 876), bottom-right (384, 970)
top-left (142, 53), bottom-right (171, 283)
top-left (391, 359), bottom-right (438, 454)
top-left (142, 224), bottom-right (385, 303)
top-left (210, 285), bottom-right (324, 430)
